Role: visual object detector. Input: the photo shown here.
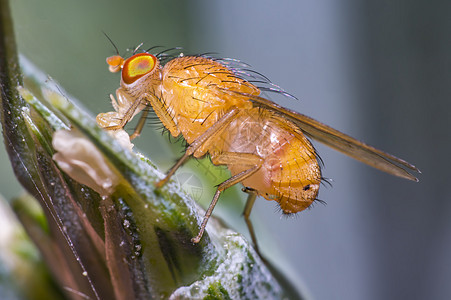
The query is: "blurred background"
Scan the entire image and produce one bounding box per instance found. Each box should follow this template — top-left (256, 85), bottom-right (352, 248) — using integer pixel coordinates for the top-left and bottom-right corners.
top-left (1, 0), bottom-right (450, 299)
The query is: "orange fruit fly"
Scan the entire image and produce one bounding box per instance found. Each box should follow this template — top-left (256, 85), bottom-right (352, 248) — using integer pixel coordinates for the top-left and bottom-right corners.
top-left (97, 46), bottom-right (420, 251)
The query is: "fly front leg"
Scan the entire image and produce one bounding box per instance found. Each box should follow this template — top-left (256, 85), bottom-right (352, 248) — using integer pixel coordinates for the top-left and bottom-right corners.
top-left (129, 107), bottom-right (149, 140)
top-left (192, 152), bottom-right (263, 244)
top-left (155, 107), bottom-right (241, 188)
top-left (142, 92), bottom-right (179, 138)
top-left (104, 92), bottom-right (144, 130)
top-left (97, 89), bottom-right (145, 131)
top-left (98, 90), bottom-right (178, 140)
top-left (125, 92), bottom-right (180, 140)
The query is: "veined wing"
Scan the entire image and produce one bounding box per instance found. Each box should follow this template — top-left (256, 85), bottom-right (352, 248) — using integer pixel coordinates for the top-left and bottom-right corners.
top-left (217, 88), bottom-right (420, 181)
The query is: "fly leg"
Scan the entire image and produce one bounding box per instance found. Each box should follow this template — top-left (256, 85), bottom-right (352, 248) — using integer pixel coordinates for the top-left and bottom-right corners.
top-left (102, 91), bottom-right (145, 131)
top-left (155, 107), bottom-right (241, 188)
top-left (99, 91), bottom-right (179, 140)
top-left (129, 106), bottom-right (149, 140)
top-left (192, 152), bottom-right (263, 244)
top-left (241, 187), bottom-right (260, 254)
top-left (141, 92), bottom-right (179, 138)
top-left (126, 92), bottom-right (180, 140)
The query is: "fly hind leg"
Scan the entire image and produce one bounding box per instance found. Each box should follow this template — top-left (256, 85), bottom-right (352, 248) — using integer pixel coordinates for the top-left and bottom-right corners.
top-left (191, 152), bottom-right (263, 246)
top-left (242, 187), bottom-right (260, 254)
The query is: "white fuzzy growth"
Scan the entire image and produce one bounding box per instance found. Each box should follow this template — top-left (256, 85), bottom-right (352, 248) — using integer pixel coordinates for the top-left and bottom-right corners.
top-left (52, 129), bottom-right (120, 196)
top-left (107, 129), bottom-right (134, 151)
top-left (169, 233), bottom-right (282, 299)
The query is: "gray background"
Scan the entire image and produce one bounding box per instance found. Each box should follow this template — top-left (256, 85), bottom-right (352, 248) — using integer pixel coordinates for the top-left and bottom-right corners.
top-left (2, 0), bottom-right (450, 299)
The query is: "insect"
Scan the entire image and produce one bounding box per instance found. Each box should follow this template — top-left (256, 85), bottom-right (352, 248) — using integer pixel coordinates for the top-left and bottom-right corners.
top-left (96, 45), bottom-right (420, 251)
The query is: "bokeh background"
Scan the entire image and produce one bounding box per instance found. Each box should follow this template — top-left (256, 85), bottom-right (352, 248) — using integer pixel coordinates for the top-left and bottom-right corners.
top-left (1, 0), bottom-right (450, 299)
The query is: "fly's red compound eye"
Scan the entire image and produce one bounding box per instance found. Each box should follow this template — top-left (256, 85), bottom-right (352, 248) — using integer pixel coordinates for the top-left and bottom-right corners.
top-left (122, 53), bottom-right (157, 84)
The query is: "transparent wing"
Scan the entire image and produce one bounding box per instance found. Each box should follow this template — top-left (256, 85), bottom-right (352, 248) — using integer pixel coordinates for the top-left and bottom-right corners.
top-left (217, 88), bottom-right (420, 181)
